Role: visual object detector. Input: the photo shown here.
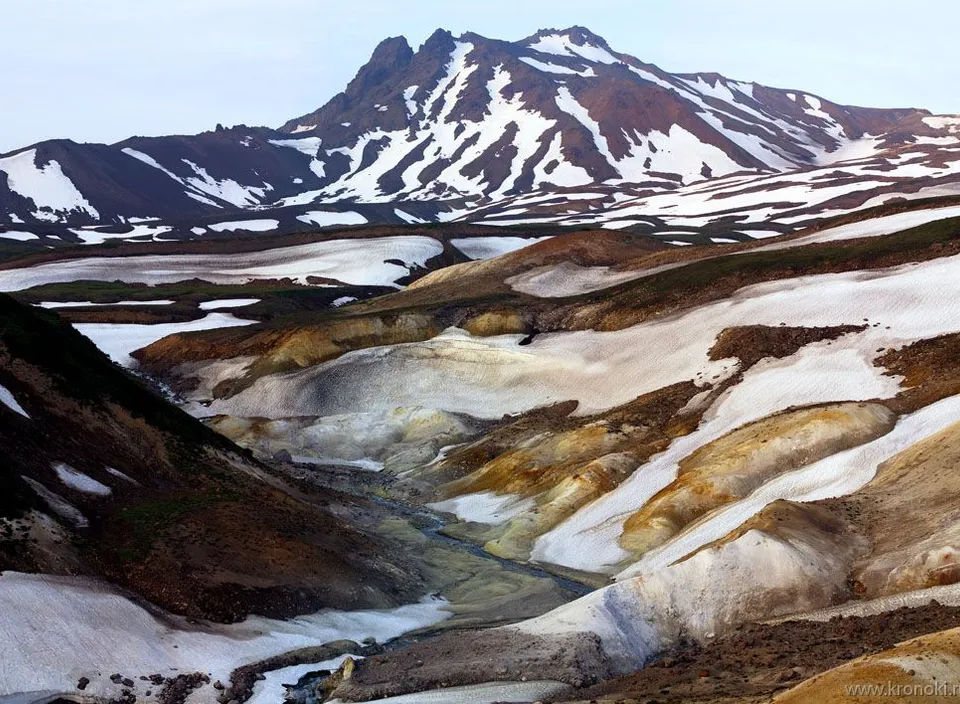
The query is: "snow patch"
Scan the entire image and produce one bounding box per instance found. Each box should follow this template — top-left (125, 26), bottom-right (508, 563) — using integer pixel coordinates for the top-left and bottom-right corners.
top-left (519, 57), bottom-right (597, 77)
top-left (198, 298), bottom-right (261, 310)
top-left (52, 463), bottom-right (112, 497)
top-left (0, 383), bottom-right (30, 418)
top-left (0, 231), bottom-right (39, 242)
top-left (327, 680), bottom-right (570, 704)
top-left (428, 491), bottom-right (535, 525)
top-left (450, 236), bottom-right (553, 260)
top-left (209, 219), bottom-right (279, 233)
top-left (39, 300), bottom-right (175, 308)
top-left (296, 211), bottom-right (369, 227)
top-left (0, 149), bottom-right (99, 222)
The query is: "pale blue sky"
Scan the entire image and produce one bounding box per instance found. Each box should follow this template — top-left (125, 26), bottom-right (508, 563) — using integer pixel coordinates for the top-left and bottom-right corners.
top-left (2, 0), bottom-right (957, 153)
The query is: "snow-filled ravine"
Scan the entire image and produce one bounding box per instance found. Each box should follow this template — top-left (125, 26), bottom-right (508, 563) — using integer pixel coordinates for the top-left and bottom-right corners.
top-left (0, 572), bottom-right (450, 702)
top-left (0, 236), bottom-right (444, 291)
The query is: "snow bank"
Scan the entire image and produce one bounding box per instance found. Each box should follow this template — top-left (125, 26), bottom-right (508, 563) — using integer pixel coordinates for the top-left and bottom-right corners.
top-left (249, 654), bottom-right (356, 704)
top-left (0, 231), bottom-right (39, 242)
top-left (69, 223), bottom-right (173, 245)
top-left (210, 406), bottom-right (473, 475)
top-left (519, 520), bottom-right (854, 670)
top-left (617, 394), bottom-right (960, 581)
top-left (505, 261), bottom-right (687, 297)
top-left (73, 313), bottom-right (255, 367)
top-left (20, 479), bottom-right (87, 528)
top-left (769, 582), bottom-right (960, 623)
top-left (528, 34), bottom-right (620, 64)
top-left (0, 572), bottom-right (449, 702)
top-left (122, 149), bottom-right (271, 208)
top-left (105, 466), bottom-right (139, 485)
top-left (519, 56), bottom-right (597, 77)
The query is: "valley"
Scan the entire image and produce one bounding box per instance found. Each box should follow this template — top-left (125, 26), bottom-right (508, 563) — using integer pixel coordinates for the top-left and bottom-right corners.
top-left (5, 21), bottom-right (960, 704)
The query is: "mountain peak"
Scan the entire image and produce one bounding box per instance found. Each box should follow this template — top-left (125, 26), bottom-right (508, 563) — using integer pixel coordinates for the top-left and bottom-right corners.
top-left (525, 26), bottom-right (612, 50)
top-left (344, 35), bottom-right (414, 97)
top-left (420, 28), bottom-right (456, 52)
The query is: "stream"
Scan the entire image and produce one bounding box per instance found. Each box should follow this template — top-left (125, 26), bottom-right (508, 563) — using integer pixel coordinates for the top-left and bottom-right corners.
top-left (367, 493), bottom-right (594, 598)
top-left (253, 462), bottom-right (597, 703)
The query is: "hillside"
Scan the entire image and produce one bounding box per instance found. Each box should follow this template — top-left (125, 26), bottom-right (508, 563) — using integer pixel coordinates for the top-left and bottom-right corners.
top-left (0, 292), bottom-right (434, 621)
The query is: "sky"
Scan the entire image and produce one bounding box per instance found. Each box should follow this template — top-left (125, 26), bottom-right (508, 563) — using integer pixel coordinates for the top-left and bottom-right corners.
top-left (2, 0), bottom-right (958, 153)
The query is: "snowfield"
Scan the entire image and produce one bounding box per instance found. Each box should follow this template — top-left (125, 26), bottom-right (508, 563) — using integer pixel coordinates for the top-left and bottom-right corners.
top-left (0, 236), bottom-right (445, 291)
top-left (755, 204), bottom-right (960, 252)
top-left (617, 394), bottom-right (960, 580)
top-left (508, 396), bottom-right (960, 672)
top-left (0, 572), bottom-right (449, 702)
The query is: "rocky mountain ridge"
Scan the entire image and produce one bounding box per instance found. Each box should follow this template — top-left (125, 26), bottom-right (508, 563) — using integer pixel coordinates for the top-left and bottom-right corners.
top-left (3, 27), bottom-right (960, 240)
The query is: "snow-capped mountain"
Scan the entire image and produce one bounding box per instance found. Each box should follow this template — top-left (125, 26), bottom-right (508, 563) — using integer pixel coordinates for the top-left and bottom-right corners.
top-left (3, 26), bottom-right (960, 237)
